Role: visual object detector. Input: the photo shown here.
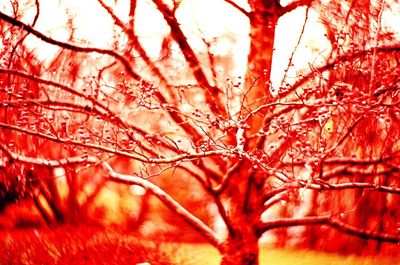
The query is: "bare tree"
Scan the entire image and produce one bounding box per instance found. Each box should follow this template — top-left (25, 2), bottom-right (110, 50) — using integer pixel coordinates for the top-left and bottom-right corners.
top-left (0, 0), bottom-right (399, 264)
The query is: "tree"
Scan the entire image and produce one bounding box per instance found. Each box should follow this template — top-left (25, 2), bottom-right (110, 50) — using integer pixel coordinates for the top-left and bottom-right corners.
top-left (0, 2), bottom-right (108, 225)
top-left (0, 0), bottom-right (399, 264)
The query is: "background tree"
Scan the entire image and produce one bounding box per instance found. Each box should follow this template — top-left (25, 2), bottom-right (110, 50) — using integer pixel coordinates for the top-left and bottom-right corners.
top-left (0, 0), bottom-right (399, 264)
top-left (0, 2), bottom-right (109, 225)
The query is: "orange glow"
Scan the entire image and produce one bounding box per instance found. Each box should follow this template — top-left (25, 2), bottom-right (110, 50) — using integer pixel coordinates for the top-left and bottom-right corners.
top-left (1, 0), bottom-right (400, 263)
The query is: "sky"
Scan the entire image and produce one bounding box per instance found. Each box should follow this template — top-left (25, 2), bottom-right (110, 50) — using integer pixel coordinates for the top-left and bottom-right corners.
top-left (1, 0), bottom-right (399, 88)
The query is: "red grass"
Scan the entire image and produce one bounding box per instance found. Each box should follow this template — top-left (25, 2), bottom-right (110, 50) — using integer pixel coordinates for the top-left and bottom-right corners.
top-left (0, 226), bottom-right (177, 265)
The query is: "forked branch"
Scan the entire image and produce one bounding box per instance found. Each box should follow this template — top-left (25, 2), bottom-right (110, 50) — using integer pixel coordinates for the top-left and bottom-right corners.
top-left (152, 0), bottom-right (227, 117)
top-left (102, 162), bottom-right (224, 248)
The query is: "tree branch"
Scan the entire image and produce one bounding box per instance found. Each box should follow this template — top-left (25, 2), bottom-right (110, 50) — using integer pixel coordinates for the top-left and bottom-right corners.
top-left (224, 0), bottom-right (250, 17)
top-left (0, 121), bottom-right (231, 164)
top-left (322, 165), bottom-right (400, 180)
top-left (291, 154), bottom-right (396, 166)
top-left (0, 68), bottom-right (183, 155)
top-left (7, 0), bottom-right (40, 70)
top-left (129, 0), bottom-right (137, 28)
top-left (259, 215), bottom-right (328, 232)
top-left (152, 0), bottom-right (227, 117)
top-left (329, 217), bottom-right (400, 243)
top-left (102, 162), bottom-right (223, 249)
top-left (278, 0), bottom-right (313, 16)
top-left (278, 44), bottom-right (400, 100)
top-left (0, 68), bottom-right (226, 181)
top-left (263, 190), bottom-right (288, 211)
top-left (97, 0), bottom-right (173, 93)
top-left (258, 215), bottom-right (400, 243)
top-left (213, 160), bottom-right (241, 194)
top-left (0, 144), bottom-right (99, 167)
top-left (298, 181), bottom-right (400, 194)
top-left (0, 68), bottom-right (95, 100)
top-left (321, 114), bottom-right (365, 159)
top-left (0, 11), bottom-right (143, 82)
top-left (96, 0), bottom-right (206, 143)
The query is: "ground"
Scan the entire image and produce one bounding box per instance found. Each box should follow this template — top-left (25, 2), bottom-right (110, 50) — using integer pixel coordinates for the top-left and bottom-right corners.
top-left (0, 227), bottom-right (399, 265)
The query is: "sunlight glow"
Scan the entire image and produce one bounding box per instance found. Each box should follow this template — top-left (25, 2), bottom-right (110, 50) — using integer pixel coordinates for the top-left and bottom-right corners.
top-left (6, 0), bottom-right (332, 84)
top-left (2, 0), bottom-right (399, 87)
top-left (271, 7), bottom-right (331, 89)
top-left (382, 1), bottom-right (400, 39)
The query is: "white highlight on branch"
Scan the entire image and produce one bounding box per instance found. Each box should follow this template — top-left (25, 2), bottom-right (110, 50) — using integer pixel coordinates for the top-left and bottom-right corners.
top-left (102, 162), bottom-right (223, 249)
top-left (0, 144), bottom-right (99, 167)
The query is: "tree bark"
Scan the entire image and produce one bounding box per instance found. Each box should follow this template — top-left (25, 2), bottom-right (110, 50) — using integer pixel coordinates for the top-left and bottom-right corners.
top-left (220, 158), bottom-right (265, 265)
top-left (217, 3), bottom-right (281, 263)
top-left (244, 0), bottom-right (279, 116)
top-left (221, 225), bottom-right (260, 265)
top-left (241, 0), bottom-right (279, 155)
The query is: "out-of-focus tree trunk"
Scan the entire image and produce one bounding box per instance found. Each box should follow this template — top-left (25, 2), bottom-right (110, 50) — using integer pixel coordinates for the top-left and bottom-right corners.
top-left (66, 171), bottom-right (80, 225)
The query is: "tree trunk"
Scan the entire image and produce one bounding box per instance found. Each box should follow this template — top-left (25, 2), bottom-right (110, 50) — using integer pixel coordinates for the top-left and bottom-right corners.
top-left (244, 0), bottom-right (279, 113)
top-left (221, 228), bottom-right (260, 265)
top-left (243, 0), bottom-right (279, 149)
top-left (220, 158), bottom-right (265, 265)
top-left (218, 3), bottom-right (279, 264)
